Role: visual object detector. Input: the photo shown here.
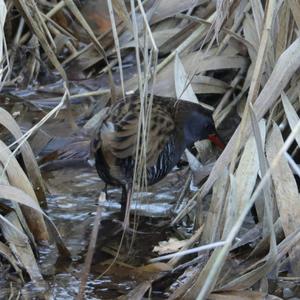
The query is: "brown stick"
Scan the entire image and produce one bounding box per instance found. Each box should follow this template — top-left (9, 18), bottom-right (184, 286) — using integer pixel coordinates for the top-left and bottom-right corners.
top-left (77, 192), bottom-right (105, 300)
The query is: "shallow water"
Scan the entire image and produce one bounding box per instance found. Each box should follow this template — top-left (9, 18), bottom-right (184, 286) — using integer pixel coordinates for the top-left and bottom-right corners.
top-left (0, 91), bottom-right (187, 299)
top-left (37, 166), bottom-right (185, 299)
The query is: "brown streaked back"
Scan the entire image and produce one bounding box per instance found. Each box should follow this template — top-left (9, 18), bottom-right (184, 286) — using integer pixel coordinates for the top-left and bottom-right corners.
top-left (99, 95), bottom-right (176, 167)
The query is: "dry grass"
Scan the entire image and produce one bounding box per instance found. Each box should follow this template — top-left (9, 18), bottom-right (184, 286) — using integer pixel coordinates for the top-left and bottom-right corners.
top-left (1, 0), bottom-right (300, 299)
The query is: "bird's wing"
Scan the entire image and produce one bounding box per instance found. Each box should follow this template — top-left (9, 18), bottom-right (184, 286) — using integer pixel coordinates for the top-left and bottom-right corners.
top-left (90, 107), bottom-right (110, 159)
top-left (101, 100), bottom-right (175, 167)
top-left (146, 105), bottom-right (175, 166)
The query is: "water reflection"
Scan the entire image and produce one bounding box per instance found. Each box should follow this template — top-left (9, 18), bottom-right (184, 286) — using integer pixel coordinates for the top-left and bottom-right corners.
top-left (39, 166), bottom-right (184, 299)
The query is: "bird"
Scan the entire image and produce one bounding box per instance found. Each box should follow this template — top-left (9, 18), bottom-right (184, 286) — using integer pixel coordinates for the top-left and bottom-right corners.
top-left (91, 94), bottom-right (224, 223)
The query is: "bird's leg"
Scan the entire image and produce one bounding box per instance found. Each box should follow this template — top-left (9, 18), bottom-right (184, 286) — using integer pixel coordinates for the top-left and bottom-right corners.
top-left (120, 184), bottom-right (132, 230)
top-left (103, 184), bottom-right (108, 200)
top-left (251, 205), bottom-right (259, 224)
top-left (120, 185), bottom-right (127, 219)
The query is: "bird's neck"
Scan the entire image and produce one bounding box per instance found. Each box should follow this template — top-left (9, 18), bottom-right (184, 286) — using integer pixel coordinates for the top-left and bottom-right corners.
top-left (178, 111), bottom-right (202, 147)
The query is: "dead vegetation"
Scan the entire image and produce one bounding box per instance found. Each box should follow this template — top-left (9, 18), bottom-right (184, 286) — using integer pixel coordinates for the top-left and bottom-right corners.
top-left (1, 0), bottom-right (300, 299)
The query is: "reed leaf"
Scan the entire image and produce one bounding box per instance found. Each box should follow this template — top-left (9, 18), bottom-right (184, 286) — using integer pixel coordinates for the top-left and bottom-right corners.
top-left (0, 140), bottom-right (48, 242)
top-left (266, 123), bottom-right (300, 275)
top-left (0, 107), bottom-right (46, 204)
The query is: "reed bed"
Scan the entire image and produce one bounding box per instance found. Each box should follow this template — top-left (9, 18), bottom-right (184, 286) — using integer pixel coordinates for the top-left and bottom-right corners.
top-left (1, 0), bottom-right (300, 299)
